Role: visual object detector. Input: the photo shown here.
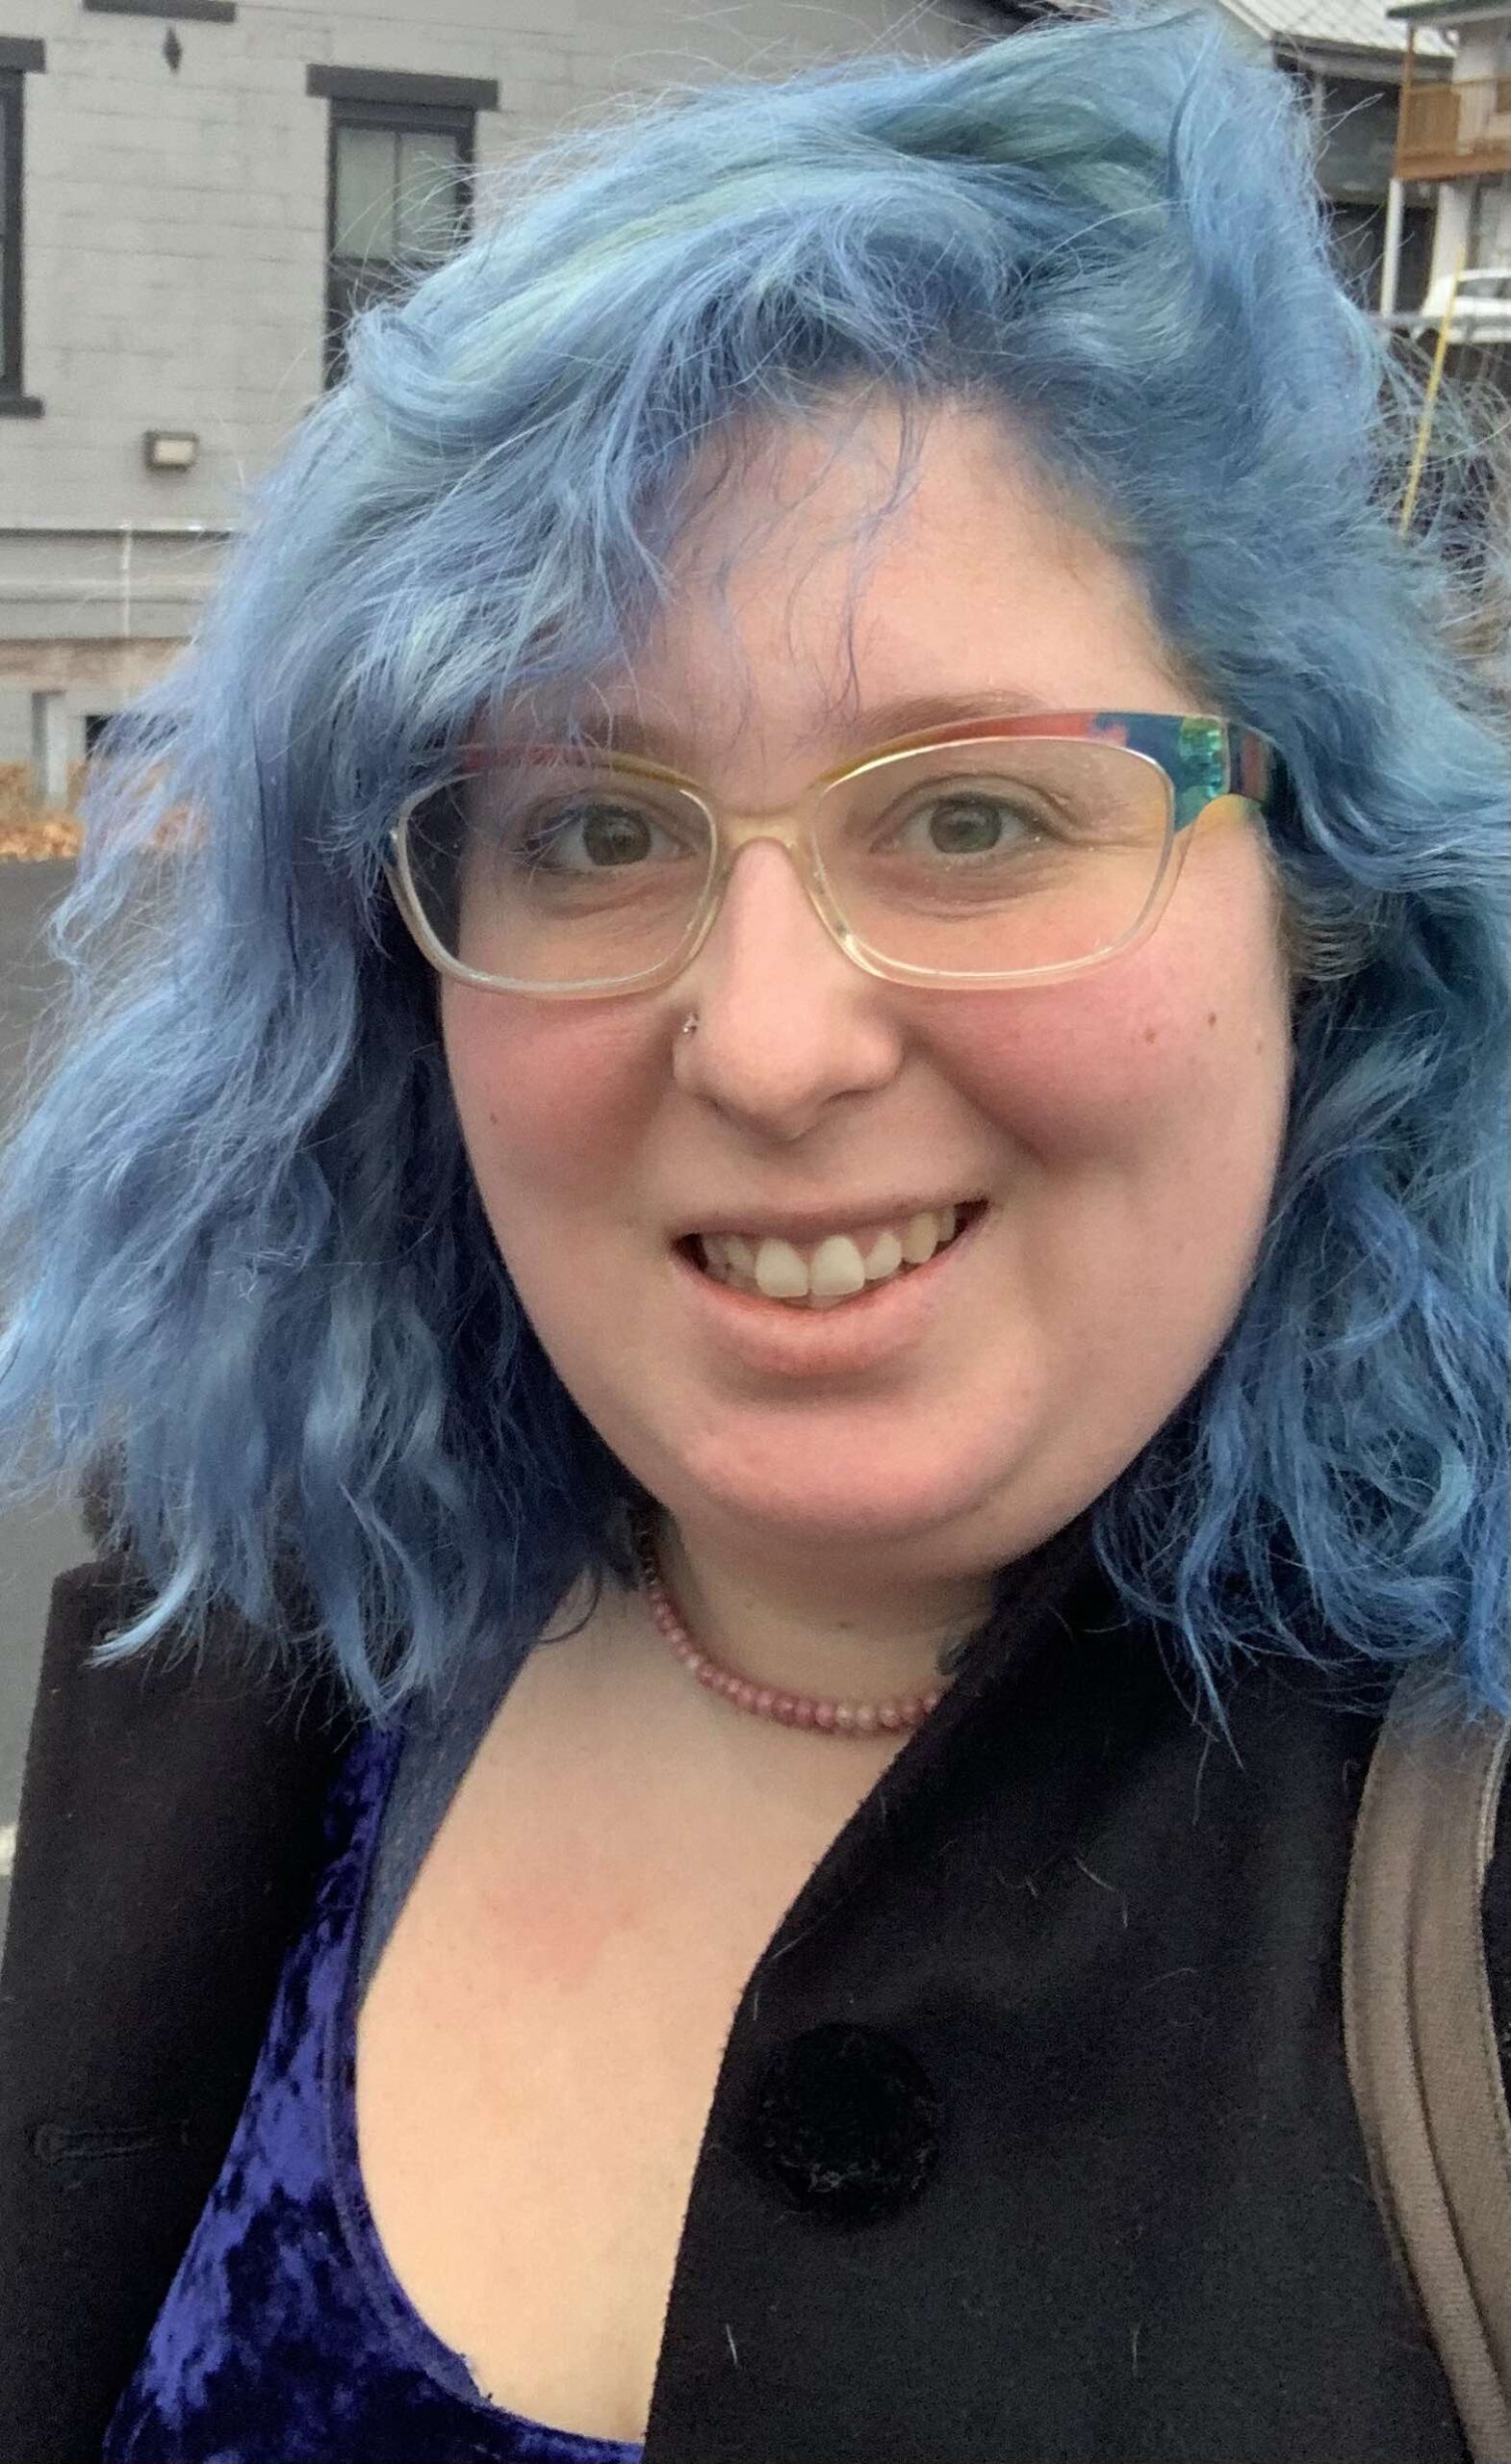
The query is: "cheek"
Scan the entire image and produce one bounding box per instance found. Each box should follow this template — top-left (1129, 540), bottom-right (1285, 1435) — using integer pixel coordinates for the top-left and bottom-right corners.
top-left (930, 931), bottom-right (1290, 1173)
top-left (442, 990), bottom-right (655, 1205)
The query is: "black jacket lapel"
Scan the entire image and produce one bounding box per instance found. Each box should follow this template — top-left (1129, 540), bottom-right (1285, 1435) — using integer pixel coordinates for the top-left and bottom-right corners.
top-left (0, 1553), bottom-right (349, 2462)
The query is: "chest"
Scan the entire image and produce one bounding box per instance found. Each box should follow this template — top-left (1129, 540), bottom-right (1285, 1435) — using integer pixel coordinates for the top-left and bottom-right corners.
top-left (353, 1687), bottom-right (894, 2447)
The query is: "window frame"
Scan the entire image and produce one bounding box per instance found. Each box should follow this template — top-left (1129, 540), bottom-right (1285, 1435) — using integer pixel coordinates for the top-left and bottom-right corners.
top-left (0, 68), bottom-right (21, 399)
top-left (83, 1), bottom-right (236, 21)
top-left (0, 38), bottom-right (43, 413)
top-left (322, 93), bottom-right (475, 390)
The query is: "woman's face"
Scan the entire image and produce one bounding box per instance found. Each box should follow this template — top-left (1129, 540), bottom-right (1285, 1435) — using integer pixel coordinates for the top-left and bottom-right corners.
top-left (442, 400), bottom-right (1294, 1597)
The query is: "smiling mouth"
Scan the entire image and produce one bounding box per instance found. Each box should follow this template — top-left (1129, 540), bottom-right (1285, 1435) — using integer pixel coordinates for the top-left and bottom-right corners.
top-left (675, 1199), bottom-right (987, 1309)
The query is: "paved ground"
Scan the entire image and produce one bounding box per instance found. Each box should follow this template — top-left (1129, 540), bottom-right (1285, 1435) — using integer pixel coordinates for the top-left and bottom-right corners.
top-left (0, 860), bottom-right (109, 1957)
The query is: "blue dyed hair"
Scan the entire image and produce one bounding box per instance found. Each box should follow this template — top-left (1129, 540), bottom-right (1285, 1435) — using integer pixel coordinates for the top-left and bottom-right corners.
top-left (2, 0), bottom-right (1506, 1732)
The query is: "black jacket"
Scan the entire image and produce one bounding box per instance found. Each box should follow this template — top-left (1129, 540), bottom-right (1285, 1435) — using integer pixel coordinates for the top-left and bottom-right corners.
top-left (2, 1518), bottom-right (1507, 2464)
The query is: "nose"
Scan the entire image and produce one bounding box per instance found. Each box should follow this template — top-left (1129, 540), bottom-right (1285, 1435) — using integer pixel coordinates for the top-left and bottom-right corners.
top-left (671, 837), bottom-right (900, 1131)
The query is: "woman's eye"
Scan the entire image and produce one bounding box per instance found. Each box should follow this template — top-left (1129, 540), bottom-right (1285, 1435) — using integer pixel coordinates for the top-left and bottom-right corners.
top-left (888, 791), bottom-right (1046, 859)
top-left (515, 798), bottom-right (686, 870)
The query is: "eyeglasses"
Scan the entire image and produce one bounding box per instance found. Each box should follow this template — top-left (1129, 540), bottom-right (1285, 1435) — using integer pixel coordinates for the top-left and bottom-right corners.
top-left (382, 711), bottom-right (1283, 997)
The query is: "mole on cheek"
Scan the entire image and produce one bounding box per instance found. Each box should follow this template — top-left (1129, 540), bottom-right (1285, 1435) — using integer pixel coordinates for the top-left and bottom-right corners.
top-left (1208, 1010), bottom-right (1218, 1028)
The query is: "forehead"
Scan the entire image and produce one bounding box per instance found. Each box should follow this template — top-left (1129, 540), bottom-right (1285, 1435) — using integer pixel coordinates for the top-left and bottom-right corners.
top-left (506, 400), bottom-right (1201, 773)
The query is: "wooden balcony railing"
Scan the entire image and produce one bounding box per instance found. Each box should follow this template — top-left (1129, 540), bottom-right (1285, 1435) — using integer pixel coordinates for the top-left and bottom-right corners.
top-left (1395, 73), bottom-right (1511, 182)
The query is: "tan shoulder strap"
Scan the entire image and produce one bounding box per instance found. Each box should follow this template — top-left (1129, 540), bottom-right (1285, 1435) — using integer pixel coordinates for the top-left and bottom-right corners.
top-left (1342, 1661), bottom-right (1511, 2464)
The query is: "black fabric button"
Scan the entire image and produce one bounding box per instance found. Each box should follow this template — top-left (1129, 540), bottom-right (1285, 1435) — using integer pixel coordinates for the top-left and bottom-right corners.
top-left (739, 2023), bottom-right (942, 2223)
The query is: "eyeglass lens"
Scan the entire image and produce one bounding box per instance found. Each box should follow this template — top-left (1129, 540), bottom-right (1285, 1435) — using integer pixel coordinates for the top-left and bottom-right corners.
top-left (401, 737), bottom-right (1174, 988)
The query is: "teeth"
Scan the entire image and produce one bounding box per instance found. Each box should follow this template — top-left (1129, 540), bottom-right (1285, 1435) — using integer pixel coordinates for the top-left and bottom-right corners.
top-left (861, 1229), bottom-right (903, 1281)
top-left (754, 1240), bottom-right (811, 1301)
top-left (901, 1212), bottom-right (943, 1266)
top-left (698, 1206), bottom-right (963, 1306)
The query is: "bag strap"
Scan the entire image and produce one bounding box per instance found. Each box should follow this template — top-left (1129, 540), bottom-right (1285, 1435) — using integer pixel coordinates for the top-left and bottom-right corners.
top-left (1342, 1661), bottom-right (1511, 2464)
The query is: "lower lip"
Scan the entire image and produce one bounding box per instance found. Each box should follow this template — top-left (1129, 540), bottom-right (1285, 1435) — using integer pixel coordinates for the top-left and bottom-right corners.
top-left (670, 1206), bottom-right (988, 1379)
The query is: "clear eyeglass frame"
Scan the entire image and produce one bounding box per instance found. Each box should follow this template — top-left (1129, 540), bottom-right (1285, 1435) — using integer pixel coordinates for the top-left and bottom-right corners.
top-left (381, 710), bottom-right (1285, 998)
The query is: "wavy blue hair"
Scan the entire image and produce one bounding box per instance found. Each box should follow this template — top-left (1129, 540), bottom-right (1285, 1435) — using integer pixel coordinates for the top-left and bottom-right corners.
top-left (1, 0), bottom-right (1506, 1732)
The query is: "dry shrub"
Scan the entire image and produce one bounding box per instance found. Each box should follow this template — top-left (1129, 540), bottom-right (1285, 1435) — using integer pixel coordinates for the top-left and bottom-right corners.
top-left (0, 761), bottom-right (85, 861)
top-left (0, 759), bottom-right (195, 862)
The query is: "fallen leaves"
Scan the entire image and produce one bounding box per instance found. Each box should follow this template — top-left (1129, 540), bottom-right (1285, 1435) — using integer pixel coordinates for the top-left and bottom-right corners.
top-left (0, 762), bottom-right (85, 861)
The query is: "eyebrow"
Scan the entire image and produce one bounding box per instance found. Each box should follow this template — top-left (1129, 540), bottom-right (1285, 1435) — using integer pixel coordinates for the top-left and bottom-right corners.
top-left (561, 688), bottom-right (1063, 768)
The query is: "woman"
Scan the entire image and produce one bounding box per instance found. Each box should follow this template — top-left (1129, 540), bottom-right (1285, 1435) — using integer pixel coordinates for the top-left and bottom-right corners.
top-left (0, 4), bottom-right (1506, 2458)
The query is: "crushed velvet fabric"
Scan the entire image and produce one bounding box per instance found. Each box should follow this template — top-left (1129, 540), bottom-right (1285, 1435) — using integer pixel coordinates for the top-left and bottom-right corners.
top-left (103, 1720), bottom-right (645, 2464)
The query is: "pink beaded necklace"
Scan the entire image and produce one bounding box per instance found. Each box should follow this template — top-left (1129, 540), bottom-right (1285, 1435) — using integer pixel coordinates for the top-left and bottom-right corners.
top-left (629, 1503), bottom-right (948, 1736)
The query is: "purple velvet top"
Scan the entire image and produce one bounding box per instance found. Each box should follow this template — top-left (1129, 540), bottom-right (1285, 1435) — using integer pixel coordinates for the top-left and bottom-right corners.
top-left (102, 1717), bottom-right (646, 2464)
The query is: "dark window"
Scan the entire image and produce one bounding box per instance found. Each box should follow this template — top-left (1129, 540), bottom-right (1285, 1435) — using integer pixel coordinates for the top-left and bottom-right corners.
top-left (1316, 77), bottom-right (1404, 204)
top-left (1324, 195), bottom-right (1435, 314)
top-left (0, 70), bottom-right (21, 396)
top-left (1295, 66), bottom-right (1440, 316)
top-left (324, 98), bottom-right (473, 388)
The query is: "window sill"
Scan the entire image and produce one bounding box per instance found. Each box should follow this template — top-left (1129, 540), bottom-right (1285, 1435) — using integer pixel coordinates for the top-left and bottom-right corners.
top-left (0, 395), bottom-right (44, 418)
top-left (84, 1), bottom-right (236, 21)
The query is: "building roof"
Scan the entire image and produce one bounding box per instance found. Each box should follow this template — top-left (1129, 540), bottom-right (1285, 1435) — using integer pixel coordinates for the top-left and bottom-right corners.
top-left (1211, 0), bottom-right (1455, 58)
top-left (1385, 0), bottom-right (1509, 27)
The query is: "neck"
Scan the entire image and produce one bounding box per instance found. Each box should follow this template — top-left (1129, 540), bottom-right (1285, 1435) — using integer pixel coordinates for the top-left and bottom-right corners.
top-left (641, 1506), bottom-right (997, 1710)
